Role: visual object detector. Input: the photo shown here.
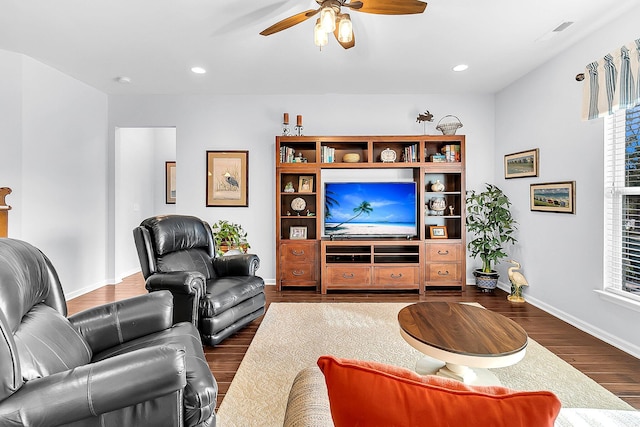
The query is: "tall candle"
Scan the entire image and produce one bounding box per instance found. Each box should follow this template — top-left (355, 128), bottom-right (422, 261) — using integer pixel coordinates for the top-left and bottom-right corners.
top-left (283, 113), bottom-right (289, 125)
top-left (297, 115), bottom-right (302, 126)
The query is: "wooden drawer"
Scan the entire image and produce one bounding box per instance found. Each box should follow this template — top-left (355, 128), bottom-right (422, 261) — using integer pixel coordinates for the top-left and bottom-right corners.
top-left (426, 263), bottom-right (461, 282)
top-left (426, 243), bottom-right (462, 262)
top-left (373, 267), bottom-right (418, 286)
top-left (325, 266), bottom-right (371, 286)
top-left (281, 264), bottom-right (316, 282)
top-left (280, 241), bottom-right (317, 263)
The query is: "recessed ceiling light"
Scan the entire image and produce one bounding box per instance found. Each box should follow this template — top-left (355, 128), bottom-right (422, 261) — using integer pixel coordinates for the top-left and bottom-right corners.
top-left (452, 64), bottom-right (468, 72)
top-left (115, 76), bottom-right (131, 84)
top-left (191, 67), bottom-right (207, 74)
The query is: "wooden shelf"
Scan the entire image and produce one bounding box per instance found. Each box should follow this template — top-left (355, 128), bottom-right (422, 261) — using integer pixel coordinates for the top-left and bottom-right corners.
top-left (275, 135), bottom-right (466, 292)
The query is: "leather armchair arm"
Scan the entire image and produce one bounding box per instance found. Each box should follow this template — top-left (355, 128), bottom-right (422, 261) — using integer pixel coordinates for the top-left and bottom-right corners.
top-left (144, 271), bottom-right (205, 326)
top-left (0, 345), bottom-right (186, 426)
top-left (69, 291), bottom-right (174, 354)
top-left (213, 253), bottom-right (260, 277)
top-left (145, 271), bottom-right (206, 295)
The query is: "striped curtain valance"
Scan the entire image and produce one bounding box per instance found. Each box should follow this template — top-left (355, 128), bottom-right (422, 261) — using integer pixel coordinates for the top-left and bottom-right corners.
top-left (582, 38), bottom-right (640, 120)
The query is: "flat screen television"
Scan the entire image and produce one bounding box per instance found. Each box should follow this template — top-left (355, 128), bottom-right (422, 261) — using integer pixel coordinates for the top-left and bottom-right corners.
top-left (323, 182), bottom-right (418, 238)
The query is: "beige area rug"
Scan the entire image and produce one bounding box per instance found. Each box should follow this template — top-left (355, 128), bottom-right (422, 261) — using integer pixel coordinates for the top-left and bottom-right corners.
top-left (216, 303), bottom-right (634, 426)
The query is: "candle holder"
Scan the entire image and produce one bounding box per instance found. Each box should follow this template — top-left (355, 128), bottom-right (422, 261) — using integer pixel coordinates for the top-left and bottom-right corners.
top-left (294, 125), bottom-right (304, 136)
top-left (282, 123), bottom-right (291, 136)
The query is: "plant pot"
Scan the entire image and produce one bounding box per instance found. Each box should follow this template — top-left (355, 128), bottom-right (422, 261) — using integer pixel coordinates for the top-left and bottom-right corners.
top-left (474, 269), bottom-right (499, 291)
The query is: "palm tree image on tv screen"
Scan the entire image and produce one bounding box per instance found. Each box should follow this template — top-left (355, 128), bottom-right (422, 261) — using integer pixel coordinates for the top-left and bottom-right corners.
top-left (324, 182), bottom-right (417, 238)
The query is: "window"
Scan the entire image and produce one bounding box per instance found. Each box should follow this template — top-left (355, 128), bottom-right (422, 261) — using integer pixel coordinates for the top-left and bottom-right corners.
top-left (604, 104), bottom-right (640, 302)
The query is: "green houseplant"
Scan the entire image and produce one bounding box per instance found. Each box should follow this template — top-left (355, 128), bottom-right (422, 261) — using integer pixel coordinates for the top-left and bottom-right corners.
top-left (466, 184), bottom-right (518, 290)
top-left (210, 219), bottom-right (250, 256)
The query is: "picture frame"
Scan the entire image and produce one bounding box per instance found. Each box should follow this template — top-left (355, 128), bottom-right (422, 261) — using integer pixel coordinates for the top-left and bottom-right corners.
top-left (429, 225), bottom-right (448, 239)
top-left (504, 148), bottom-right (539, 179)
top-left (530, 181), bottom-right (575, 214)
top-left (298, 175), bottom-right (314, 193)
top-left (206, 150), bottom-right (248, 207)
top-left (290, 226), bottom-right (307, 240)
top-left (165, 161), bottom-right (176, 204)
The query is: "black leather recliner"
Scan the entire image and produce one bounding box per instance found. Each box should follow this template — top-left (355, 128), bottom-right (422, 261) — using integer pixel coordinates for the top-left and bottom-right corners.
top-left (0, 238), bottom-right (217, 427)
top-left (133, 215), bottom-right (266, 346)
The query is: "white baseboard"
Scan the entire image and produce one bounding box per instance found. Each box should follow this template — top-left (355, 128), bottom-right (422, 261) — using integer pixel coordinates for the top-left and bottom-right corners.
top-left (496, 280), bottom-right (640, 359)
top-left (65, 280), bottom-right (109, 300)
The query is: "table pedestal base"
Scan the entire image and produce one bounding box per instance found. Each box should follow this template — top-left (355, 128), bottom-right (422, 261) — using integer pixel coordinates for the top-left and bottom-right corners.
top-left (415, 356), bottom-right (501, 386)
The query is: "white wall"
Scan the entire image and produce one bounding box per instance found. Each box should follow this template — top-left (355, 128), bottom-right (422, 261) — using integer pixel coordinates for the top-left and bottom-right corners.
top-left (108, 94), bottom-right (495, 283)
top-left (114, 127), bottom-right (176, 279)
top-left (495, 5), bottom-right (640, 356)
top-left (0, 50), bottom-right (23, 235)
top-left (0, 51), bottom-right (109, 299)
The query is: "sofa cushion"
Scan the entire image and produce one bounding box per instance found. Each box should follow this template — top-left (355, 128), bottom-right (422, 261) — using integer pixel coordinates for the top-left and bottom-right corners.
top-left (317, 355), bottom-right (561, 427)
top-left (15, 304), bottom-right (92, 381)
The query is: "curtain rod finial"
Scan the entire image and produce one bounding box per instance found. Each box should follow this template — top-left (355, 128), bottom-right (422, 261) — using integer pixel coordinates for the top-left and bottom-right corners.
top-left (576, 73), bottom-right (585, 81)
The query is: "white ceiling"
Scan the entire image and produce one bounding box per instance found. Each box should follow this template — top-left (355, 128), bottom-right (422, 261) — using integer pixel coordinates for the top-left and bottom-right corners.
top-left (0, 0), bottom-right (636, 96)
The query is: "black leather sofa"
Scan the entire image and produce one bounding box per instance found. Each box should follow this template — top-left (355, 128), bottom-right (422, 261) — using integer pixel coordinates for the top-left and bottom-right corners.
top-left (0, 238), bottom-right (217, 426)
top-left (133, 215), bottom-right (266, 346)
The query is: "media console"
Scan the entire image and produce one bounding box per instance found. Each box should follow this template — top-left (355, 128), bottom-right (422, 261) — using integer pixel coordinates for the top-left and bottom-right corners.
top-left (274, 135), bottom-right (466, 294)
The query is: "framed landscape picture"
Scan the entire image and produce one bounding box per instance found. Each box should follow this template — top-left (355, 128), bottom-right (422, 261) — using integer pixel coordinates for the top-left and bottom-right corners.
top-left (530, 181), bottom-right (575, 214)
top-left (504, 148), bottom-right (539, 179)
top-left (206, 150), bottom-right (248, 207)
top-left (165, 161), bottom-right (176, 204)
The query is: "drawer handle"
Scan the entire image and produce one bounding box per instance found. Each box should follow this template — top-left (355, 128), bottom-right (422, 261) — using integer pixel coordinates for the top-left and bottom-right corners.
top-left (342, 273), bottom-right (355, 279)
top-left (390, 273), bottom-right (403, 279)
top-left (437, 250), bottom-right (450, 255)
top-left (437, 270), bottom-right (450, 276)
top-left (292, 249), bottom-right (305, 256)
top-left (292, 270), bottom-right (305, 276)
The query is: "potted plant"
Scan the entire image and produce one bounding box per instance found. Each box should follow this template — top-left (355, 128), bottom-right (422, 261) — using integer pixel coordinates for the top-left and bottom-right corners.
top-left (466, 184), bottom-right (518, 291)
top-left (210, 219), bottom-right (250, 256)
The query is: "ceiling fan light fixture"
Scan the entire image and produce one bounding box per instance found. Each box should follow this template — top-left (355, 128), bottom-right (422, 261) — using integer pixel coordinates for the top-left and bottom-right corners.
top-left (338, 14), bottom-right (353, 43)
top-left (314, 18), bottom-right (328, 47)
top-left (320, 6), bottom-right (336, 32)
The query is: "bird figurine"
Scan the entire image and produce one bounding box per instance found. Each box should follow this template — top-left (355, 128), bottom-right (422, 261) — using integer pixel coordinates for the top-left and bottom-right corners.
top-left (507, 259), bottom-right (528, 303)
top-left (223, 172), bottom-right (239, 189)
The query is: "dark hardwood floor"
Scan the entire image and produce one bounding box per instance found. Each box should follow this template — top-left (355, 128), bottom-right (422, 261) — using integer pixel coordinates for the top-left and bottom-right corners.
top-left (67, 273), bottom-right (640, 410)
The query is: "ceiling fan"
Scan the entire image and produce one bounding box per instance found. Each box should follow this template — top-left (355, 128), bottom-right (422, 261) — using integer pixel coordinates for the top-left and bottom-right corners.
top-left (260, 0), bottom-right (427, 49)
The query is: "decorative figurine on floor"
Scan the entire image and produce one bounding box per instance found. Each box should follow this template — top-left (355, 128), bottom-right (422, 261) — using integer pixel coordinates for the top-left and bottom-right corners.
top-left (507, 260), bottom-right (528, 303)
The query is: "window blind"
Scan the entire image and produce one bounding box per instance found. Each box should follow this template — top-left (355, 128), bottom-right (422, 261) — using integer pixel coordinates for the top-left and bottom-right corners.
top-left (604, 106), bottom-right (640, 301)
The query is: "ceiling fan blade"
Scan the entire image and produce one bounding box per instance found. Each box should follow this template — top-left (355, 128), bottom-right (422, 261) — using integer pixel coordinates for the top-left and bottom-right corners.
top-left (260, 9), bottom-right (319, 36)
top-left (333, 26), bottom-right (355, 49)
top-left (355, 0), bottom-right (427, 15)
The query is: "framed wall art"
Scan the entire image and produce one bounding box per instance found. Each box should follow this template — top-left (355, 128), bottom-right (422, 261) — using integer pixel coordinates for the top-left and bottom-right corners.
top-left (165, 161), bottom-right (176, 204)
top-left (206, 150), bottom-right (248, 207)
top-left (504, 148), bottom-right (539, 179)
top-left (429, 225), bottom-right (448, 239)
top-left (530, 181), bottom-right (575, 214)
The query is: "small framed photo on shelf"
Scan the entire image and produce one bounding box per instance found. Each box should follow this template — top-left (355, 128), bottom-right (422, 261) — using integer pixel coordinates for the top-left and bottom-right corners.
top-left (429, 225), bottom-right (448, 239)
top-left (504, 148), bottom-right (539, 179)
top-left (298, 175), bottom-right (314, 193)
top-left (289, 226), bottom-right (308, 240)
top-left (530, 181), bottom-right (575, 214)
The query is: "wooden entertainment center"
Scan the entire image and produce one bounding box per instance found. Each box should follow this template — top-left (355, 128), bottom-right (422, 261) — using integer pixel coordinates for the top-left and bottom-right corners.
top-left (275, 135), bottom-right (466, 294)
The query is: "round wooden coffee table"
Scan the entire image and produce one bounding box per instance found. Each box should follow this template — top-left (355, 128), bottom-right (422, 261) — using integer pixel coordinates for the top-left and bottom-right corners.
top-left (398, 302), bottom-right (528, 385)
